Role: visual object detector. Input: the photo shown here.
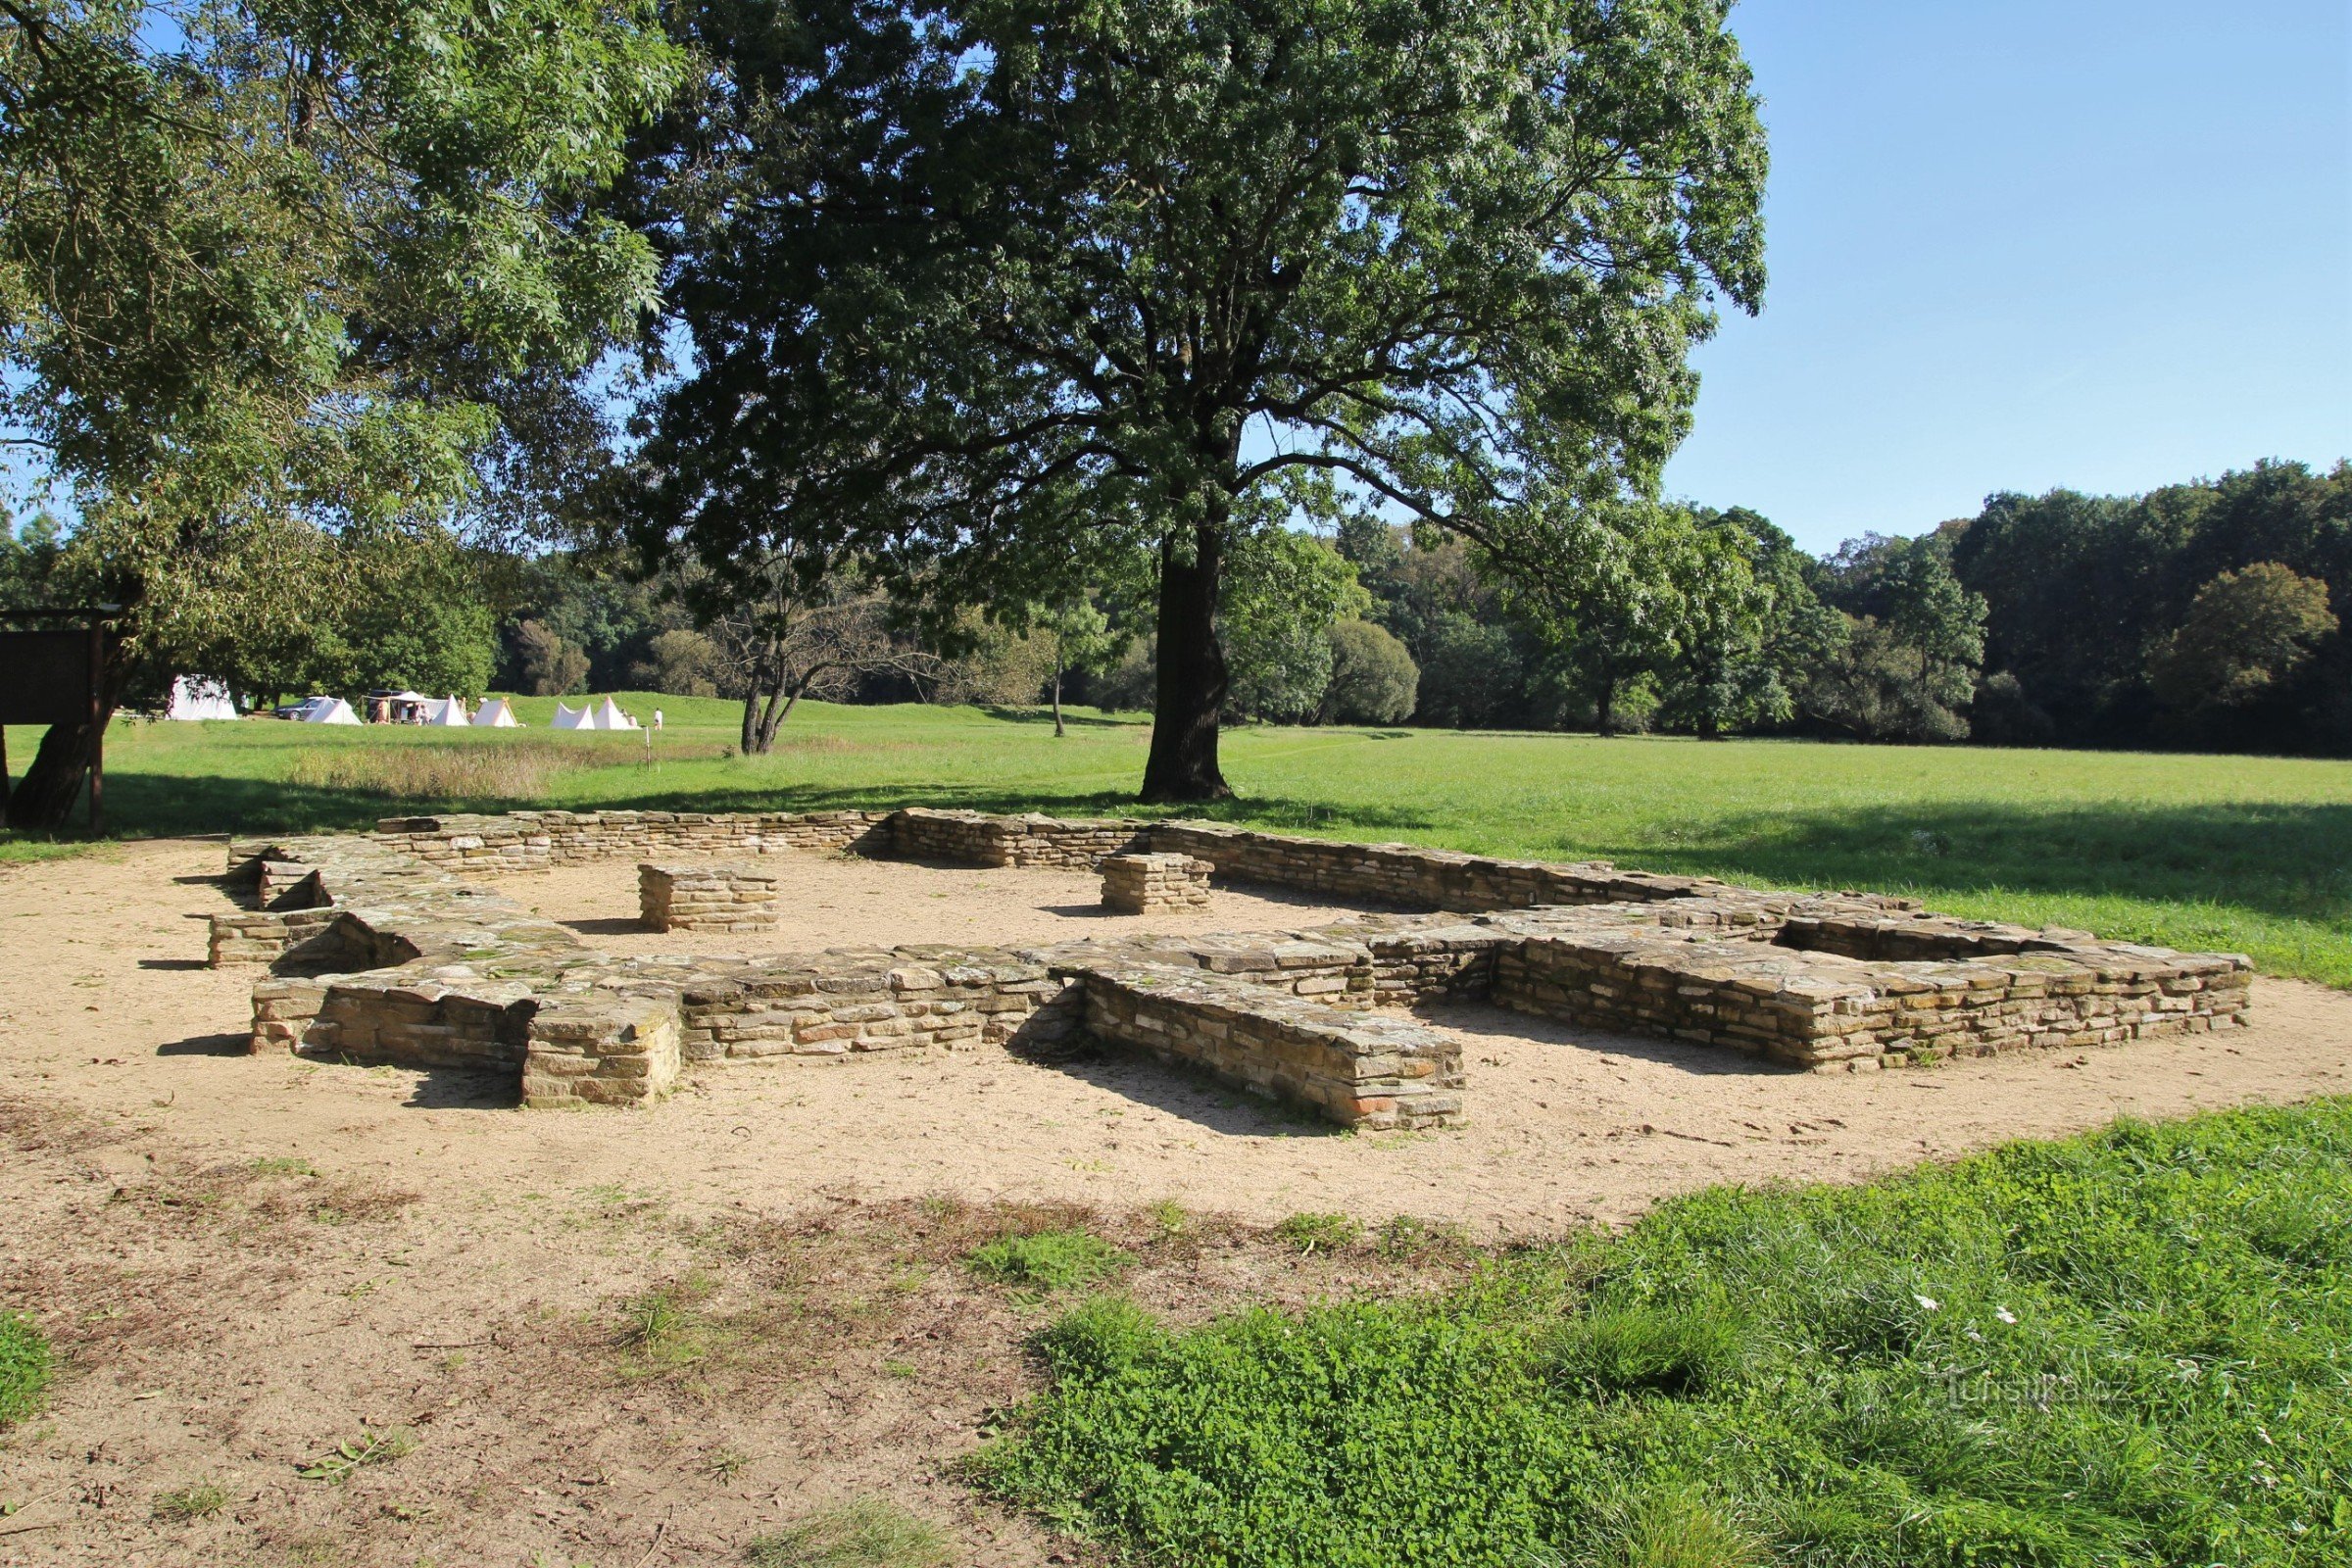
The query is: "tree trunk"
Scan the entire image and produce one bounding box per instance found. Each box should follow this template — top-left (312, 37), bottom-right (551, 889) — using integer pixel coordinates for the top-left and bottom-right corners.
top-left (738, 689), bottom-right (760, 755)
top-left (5, 714), bottom-right (104, 831)
top-left (1052, 663), bottom-right (1065, 738)
top-left (1594, 671), bottom-right (1619, 738)
top-left (1140, 522), bottom-right (1231, 803)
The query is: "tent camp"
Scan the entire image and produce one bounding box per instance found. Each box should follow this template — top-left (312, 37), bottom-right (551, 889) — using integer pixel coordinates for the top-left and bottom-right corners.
top-left (471, 698), bottom-right (521, 728)
top-left (298, 697), bottom-right (362, 725)
top-left (553, 697), bottom-right (639, 731)
top-left (166, 677), bottom-right (239, 721)
top-left (424, 696), bottom-right (471, 726)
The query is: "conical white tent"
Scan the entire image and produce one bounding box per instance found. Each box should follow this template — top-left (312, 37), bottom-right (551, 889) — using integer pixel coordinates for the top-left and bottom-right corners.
top-left (471, 698), bottom-right (521, 728)
top-left (166, 676), bottom-right (239, 721)
top-left (587, 696), bottom-right (640, 730)
top-left (551, 697), bottom-right (640, 731)
top-left (299, 697), bottom-right (362, 725)
top-left (425, 696), bottom-right (470, 726)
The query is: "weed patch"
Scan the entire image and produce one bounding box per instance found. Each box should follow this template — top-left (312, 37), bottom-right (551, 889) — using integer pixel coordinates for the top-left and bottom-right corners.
top-left (966, 1228), bottom-right (1127, 1293)
top-left (0, 1311), bottom-right (51, 1427)
top-left (152, 1481), bottom-right (230, 1522)
top-left (748, 1495), bottom-right (954, 1568)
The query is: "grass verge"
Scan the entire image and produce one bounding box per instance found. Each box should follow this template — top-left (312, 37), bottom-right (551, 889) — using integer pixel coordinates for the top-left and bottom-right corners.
top-left (976, 1099), bottom-right (2352, 1567)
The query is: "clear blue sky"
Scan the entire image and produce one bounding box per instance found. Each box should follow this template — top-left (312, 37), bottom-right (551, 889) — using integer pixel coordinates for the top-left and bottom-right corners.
top-left (1662, 1), bottom-right (2352, 554)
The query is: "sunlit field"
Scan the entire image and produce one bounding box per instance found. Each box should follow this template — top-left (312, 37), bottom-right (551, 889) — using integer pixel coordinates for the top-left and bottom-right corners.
top-left (8, 696), bottom-right (2350, 986)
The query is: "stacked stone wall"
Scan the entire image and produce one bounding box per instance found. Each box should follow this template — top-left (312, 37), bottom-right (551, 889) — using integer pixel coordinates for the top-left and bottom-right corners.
top-left (640, 862), bottom-right (782, 933)
top-left (889, 808), bottom-right (1147, 869)
top-left (204, 808), bottom-right (2256, 1121)
top-left (1081, 963), bottom-right (1464, 1129)
top-left (375, 809), bottom-right (893, 874)
top-left (1102, 853), bottom-right (1214, 912)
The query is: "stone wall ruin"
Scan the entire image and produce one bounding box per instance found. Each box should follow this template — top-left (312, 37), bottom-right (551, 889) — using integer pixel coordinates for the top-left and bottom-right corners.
top-left (207, 806), bottom-right (2253, 1122)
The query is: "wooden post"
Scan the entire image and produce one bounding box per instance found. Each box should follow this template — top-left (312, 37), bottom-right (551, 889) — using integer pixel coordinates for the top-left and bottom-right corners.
top-left (86, 614), bottom-right (103, 835)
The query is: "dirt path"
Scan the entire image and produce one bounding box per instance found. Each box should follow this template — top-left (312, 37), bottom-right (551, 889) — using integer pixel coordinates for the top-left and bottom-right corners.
top-left (1, 839), bottom-right (2346, 1566)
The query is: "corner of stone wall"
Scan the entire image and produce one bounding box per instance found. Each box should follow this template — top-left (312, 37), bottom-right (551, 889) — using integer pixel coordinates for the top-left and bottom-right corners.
top-left (521, 996), bottom-right (683, 1108)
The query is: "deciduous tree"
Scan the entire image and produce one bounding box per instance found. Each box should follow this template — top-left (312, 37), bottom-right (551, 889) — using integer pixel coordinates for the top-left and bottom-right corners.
top-left (0, 0), bottom-right (680, 826)
top-left (626, 0), bottom-right (1765, 800)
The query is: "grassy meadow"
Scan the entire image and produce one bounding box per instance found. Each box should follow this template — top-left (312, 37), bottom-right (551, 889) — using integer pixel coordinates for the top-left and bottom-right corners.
top-left (8, 694), bottom-right (2349, 986)
top-left (980, 1099), bottom-right (2352, 1568)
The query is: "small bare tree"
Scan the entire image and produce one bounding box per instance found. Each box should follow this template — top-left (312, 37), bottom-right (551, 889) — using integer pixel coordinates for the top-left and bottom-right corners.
top-left (700, 555), bottom-right (936, 754)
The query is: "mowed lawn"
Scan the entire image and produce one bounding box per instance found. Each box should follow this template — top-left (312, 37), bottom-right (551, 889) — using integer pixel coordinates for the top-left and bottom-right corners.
top-left (8, 694), bottom-right (2350, 985)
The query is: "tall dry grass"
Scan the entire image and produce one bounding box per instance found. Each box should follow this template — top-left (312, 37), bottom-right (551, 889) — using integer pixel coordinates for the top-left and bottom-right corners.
top-left (283, 740), bottom-right (602, 802)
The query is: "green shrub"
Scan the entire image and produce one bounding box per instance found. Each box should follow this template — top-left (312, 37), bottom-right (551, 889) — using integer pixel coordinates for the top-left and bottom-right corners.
top-left (0, 1311), bottom-right (51, 1428)
top-left (980, 1100), bottom-right (2352, 1568)
top-left (965, 1229), bottom-right (1127, 1293)
top-left (748, 1495), bottom-right (953, 1568)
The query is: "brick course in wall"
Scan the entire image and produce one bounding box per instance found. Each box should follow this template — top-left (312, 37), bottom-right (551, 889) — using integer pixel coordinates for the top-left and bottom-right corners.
top-left (201, 806), bottom-right (2254, 1121)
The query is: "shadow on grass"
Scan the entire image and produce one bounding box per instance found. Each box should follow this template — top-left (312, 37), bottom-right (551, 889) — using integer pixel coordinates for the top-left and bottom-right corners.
top-left (1588, 799), bottom-right (2352, 926)
top-left (976, 705), bottom-right (1134, 729)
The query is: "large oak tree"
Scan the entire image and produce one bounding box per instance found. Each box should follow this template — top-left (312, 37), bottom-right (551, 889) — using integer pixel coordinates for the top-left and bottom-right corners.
top-left (628, 0), bottom-right (1765, 799)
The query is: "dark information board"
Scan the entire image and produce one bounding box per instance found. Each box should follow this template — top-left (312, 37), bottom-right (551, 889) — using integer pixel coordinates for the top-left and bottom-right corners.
top-left (0, 628), bottom-right (100, 726)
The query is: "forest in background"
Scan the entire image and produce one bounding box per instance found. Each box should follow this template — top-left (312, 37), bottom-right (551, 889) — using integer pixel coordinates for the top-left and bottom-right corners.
top-left (15, 456), bottom-right (2335, 757)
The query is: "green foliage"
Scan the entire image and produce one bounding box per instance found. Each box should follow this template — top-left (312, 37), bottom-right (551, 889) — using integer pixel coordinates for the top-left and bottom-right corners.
top-left (1322, 620), bottom-right (1419, 725)
top-left (966, 1229), bottom-right (1129, 1293)
top-left (509, 619), bottom-right (593, 698)
top-left (980, 1100), bottom-right (2352, 1567)
top-left (2148, 562), bottom-right (2338, 716)
top-left (0, 1310), bottom-right (52, 1427)
top-left (629, 628), bottom-right (724, 698)
top-left (1222, 530), bottom-right (1371, 724)
top-left (295, 1426), bottom-right (415, 1485)
top-left (0, 0), bottom-right (682, 825)
top-left (627, 0), bottom-right (1767, 797)
top-left (747, 1495), bottom-right (954, 1568)
top-left (1952, 460), bottom-right (2352, 754)
top-left (1806, 531), bottom-right (1989, 742)
top-left (1551, 1486), bottom-right (1767, 1568)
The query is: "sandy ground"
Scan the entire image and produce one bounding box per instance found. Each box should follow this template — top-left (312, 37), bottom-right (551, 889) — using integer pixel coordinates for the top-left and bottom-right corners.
top-left (1, 838), bottom-right (2347, 1567)
top-left (512, 852), bottom-right (1389, 957)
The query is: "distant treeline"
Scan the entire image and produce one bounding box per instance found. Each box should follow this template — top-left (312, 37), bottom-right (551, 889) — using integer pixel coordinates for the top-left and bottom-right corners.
top-left (469, 460), bottom-right (2349, 757)
top-left (10, 460), bottom-right (2341, 756)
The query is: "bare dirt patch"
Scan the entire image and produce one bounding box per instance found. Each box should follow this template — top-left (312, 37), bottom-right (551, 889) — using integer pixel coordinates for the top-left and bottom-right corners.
top-left (2, 839), bottom-right (2348, 1565)
top-left (509, 850), bottom-right (1385, 955)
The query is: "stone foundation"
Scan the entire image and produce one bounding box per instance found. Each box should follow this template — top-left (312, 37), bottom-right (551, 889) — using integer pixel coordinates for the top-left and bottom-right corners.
top-left (205, 807), bottom-right (2254, 1122)
top-left (639, 861), bottom-right (781, 933)
top-left (1081, 963), bottom-right (1462, 1128)
top-left (1102, 852), bottom-right (1213, 913)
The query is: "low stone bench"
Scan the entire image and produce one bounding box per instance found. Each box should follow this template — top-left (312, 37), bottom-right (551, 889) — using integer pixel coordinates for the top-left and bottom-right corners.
top-left (639, 861), bottom-right (781, 933)
top-left (1102, 852), bottom-right (1214, 913)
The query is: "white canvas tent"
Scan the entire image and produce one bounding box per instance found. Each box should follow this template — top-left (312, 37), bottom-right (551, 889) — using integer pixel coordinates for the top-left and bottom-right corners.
top-left (166, 676), bottom-right (239, 721)
top-left (552, 697), bottom-right (639, 731)
top-left (299, 697), bottom-right (362, 725)
top-left (424, 696), bottom-right (471, 726)
top-left (471, 697), bottom-right (521, 727)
